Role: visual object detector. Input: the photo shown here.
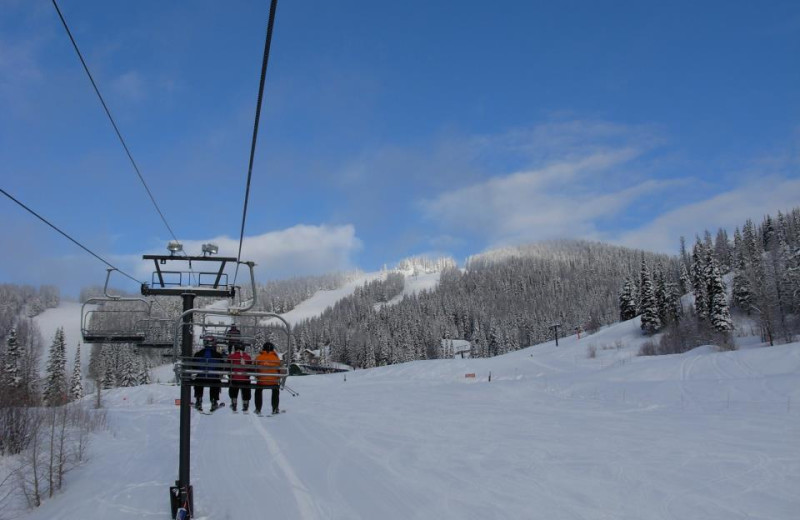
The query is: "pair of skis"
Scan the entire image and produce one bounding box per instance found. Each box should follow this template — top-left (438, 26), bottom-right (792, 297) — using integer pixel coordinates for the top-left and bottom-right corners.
top-left (195, 402), bottom-right (225, 415)
top-left (256, 409), bottom-right (285, 417)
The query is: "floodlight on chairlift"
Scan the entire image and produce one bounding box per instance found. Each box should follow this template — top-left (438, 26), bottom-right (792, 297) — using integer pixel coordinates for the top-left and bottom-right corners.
top-left (202, 243), bottom-right (219, 256)
top-left (167, 241), bottom-right (183, 255)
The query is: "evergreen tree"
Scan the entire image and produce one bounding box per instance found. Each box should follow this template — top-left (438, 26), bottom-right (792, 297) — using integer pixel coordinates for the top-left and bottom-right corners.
top-left (101, 345), bottom-right (116, 389)
top-left (120, 349), bottom-right (138, 387)
top-left (138, 357), bottom-right (151, 385)
top-left (691, 241), bottom-right (708, 320)
top-left (732, 228), bottom-right (752, 313)
top-left (654, 268), bottom-right (668, 325)
top-left (4, 328), bottom-right (21, 388)
top-left (618, 278), bottom-right (638, 321)
top-left (665, 282), bottom-right (682, 325)
top-left (70, 344), bottom-right (84, 401)
top-left (639, 260), bottom-right (661, 335)
top-left (706, 255), bottom-right (733, 332)
top-left (679, 264), bottom-right (691, 295)
top-left (44, 327), bottom-right (68, 406)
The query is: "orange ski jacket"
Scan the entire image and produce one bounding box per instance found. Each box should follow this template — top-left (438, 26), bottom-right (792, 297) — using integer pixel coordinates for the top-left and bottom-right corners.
top-left (255, 350), bottom-right (282, 386)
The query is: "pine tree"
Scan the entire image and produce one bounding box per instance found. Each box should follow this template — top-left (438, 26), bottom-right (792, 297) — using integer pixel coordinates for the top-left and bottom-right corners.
top-left (706, 256), bottom-right (733, 332)
top-left (120, 349), bottom-right (138, 387)
top-left (639, 260), bottom-right (661, 335)
top-left (44, 327), bottom-right (68, 406)
top-left (665, 282), bottom-right (682, 325)
top-left (654, 268), bottom-right (668, 325)
top-left (732, 228), bottom-right (752, 313)
top-left (4, 328), bottom-right (21, 388)
top-left (138, 357), bottom-right (151, 385)
top-left (679, 264), bottom-right (691, 295)
top-left (70, 344), bottom-right (84, 401)
top-left (101, 345), bottom-right (116, 389)
top-left (618, 278), bottom-right (638, 321)
top-left (691, 241), bottom-right (708, 320)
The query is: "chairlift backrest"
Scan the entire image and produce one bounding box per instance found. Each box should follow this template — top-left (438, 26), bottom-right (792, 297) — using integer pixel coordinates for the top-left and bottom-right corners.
top-left (81, 269), bottom-right (153, 344)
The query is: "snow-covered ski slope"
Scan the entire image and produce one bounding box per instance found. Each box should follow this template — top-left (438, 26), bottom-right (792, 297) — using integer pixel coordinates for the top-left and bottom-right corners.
top-left (19, 317), bottom-right (800, 520)
top-left (277, 269), bottom-right (440, 325)
top-left (33, 301), bottom-right (87, 374)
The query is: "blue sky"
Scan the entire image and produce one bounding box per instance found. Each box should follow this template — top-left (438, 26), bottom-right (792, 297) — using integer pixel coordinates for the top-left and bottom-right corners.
top-left (1, 0), bottom-right (799, 297)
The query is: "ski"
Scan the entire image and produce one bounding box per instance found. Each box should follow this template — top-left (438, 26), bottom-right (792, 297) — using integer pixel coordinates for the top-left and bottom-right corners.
top-left (195, 402), bottom-right (225, 415)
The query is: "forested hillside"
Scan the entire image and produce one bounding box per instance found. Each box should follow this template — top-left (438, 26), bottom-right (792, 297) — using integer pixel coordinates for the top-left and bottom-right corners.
top-left (293, 241), bottom-right (679, 368)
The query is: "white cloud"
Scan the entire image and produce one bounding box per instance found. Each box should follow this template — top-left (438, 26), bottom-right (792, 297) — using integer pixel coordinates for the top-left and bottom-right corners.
top-left (615, 176), bottom-right (800, 253)
top-left (127, 224), bottom-right (363, 282)
top-left (420, 148), bottom-right (672, 247)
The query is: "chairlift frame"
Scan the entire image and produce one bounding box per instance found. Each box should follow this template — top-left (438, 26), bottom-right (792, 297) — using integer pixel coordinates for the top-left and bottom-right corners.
top-left (81, 268), bottom-right (151, 344)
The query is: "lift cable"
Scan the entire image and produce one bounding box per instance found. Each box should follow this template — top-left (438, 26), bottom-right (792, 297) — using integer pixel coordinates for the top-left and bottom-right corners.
top-left (1, 187), bottom-right (143, 285)
top-left (233, 0), bottom-right (279, 287)
top-left (51, 0), bottom-right (185, 255)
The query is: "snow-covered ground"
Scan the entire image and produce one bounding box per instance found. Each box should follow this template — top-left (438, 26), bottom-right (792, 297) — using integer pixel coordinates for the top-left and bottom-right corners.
top-left (12, 316), bottom-right (800, 520)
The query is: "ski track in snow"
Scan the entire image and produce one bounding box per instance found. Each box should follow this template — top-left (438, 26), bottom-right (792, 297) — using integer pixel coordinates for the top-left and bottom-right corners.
top-left (248, 413), bottom-right (321, 519)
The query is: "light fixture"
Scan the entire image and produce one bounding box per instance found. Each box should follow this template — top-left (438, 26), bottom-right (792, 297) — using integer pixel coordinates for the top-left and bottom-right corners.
top-left (167, 241), bottom-right (183, 255)
top-left (202, 243), bottom-right (219, 256)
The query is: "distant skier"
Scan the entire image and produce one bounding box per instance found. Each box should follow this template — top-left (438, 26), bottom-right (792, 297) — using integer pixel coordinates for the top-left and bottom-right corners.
top-left (225, 324), bottom-right (243, 355)
top-left (193, 335), bottom-right (223, 412)
top-left (227, 341), bottom-right (252, 412)
top-left (254, 341), bottom-right (282, 415)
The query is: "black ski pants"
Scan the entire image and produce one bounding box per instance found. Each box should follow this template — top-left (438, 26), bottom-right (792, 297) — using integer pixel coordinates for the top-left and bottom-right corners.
top-left (228, 381), bottom-right (251, 402)
top-left (255, 386), bottom-right (279, 412)
top-left (194, 381), bottom-right (220, 403)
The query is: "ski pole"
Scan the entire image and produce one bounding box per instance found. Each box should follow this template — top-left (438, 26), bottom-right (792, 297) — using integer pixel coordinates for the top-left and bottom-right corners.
top-left (284, 385), bottom-right (299, 397)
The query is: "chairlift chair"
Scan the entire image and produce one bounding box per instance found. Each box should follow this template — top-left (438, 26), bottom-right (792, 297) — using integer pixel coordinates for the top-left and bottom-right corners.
top-left (81, 269), bottom-right (151, 344)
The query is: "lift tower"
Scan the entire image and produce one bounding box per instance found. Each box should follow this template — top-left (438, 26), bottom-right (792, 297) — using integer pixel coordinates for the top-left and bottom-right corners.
top-left (140, 250), bottom-right (237, 518)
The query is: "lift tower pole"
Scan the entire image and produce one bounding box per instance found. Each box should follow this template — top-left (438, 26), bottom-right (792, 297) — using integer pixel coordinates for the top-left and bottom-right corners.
top-left (177, 292), bottom-right (195, 508)
top-left (141, 253), bottom-right (237, 519)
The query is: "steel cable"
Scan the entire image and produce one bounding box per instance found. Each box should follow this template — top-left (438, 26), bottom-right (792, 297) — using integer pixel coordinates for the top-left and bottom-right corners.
top-left (233, 0), bottom-right (279, 286)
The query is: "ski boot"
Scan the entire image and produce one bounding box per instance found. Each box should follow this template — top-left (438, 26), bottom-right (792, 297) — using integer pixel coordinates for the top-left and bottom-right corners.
top-left (242, 401), bottom-right (249, 412)
top-left (231, 399), bottom-right (237, 412)
top-left (194, 401), bottom-right (202, 412)
top-left (210, 400), bottom-right (219, 412)
top-left (272, 408), bottom-right (279, 415)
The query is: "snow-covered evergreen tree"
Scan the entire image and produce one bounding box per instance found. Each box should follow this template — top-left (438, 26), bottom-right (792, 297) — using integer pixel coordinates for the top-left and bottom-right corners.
top-left (70, 344), bottom-right (84, 401)
top-left (618, 278), bottom-right (638, 321)
top-left (691, 241), bottom-right (708, 320)
top-left (120, 349), bottom-right (138, 387)
top-left (732, 228), bottom-right (752, 313)
top-left (44, 327), bottom-right (68, 406)
top-left (101, 345), bottom-right (117, 389)
top-left (654, 268), bottom-right (668, 325)
top-left (639, 260), bottom-right (661, 335)
top-left (138, 356), bottom-right (151, 385)
top-left (705, 255), bottom-right (733, 332)
top-left (4, 328), bottom-right (21, 388)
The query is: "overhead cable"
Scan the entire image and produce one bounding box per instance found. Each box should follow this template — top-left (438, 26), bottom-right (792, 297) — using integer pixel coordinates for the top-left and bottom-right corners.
top-left (51, 0), bottom-right (185, 253)
top-left (1, 187), bottom-right (143, 285)
top-left (234, 0), bottom-right (279, 286)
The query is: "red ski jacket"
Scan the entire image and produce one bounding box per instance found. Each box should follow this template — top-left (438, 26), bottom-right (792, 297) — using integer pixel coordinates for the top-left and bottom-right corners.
top-left (227, 350), bottom-right (252, 382)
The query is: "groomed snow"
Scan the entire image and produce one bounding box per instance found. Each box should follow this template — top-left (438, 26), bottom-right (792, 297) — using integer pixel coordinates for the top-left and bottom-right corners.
top-left (14, 316), bottom-right (800, 520)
